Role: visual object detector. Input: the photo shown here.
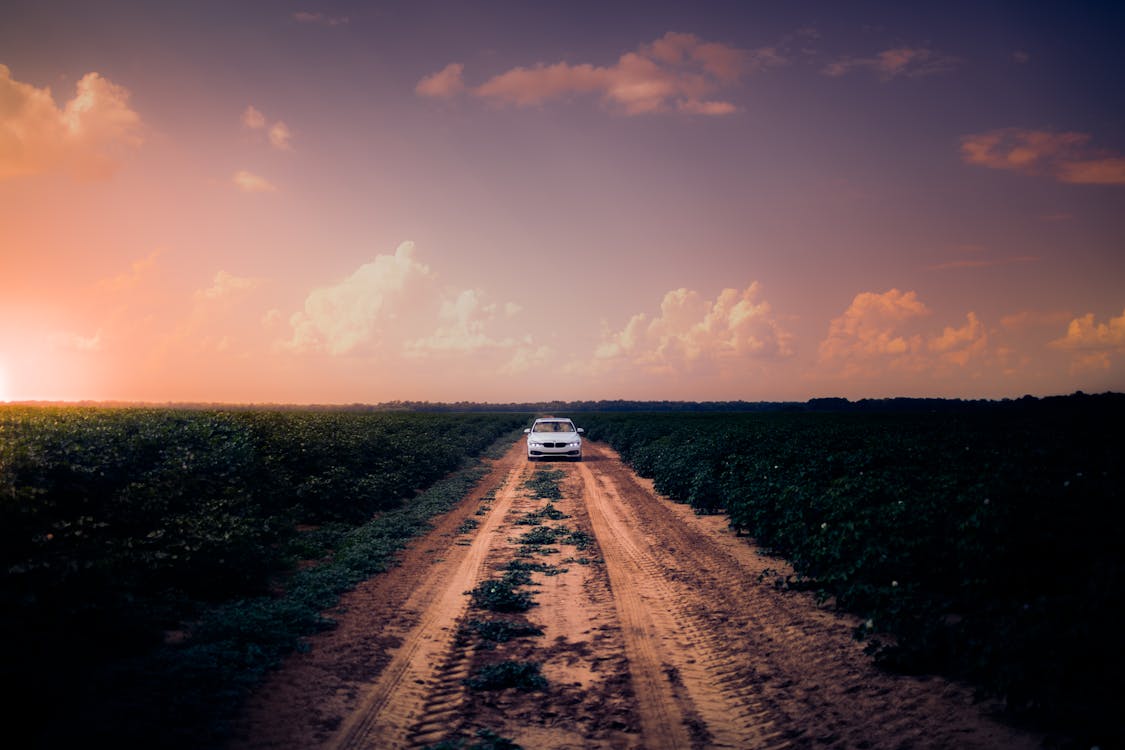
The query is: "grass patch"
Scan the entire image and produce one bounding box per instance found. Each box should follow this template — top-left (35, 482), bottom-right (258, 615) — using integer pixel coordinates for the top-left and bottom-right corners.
top-left (467, 579), bottom-right (535, 612)
top-left (521, 469), bottom-right (565, 500)
top-left (464, 660), bottom-right (547, 692)
top-left (515, 545), bottom-right (559, 557)
top-left (463, 618), bottom-right (544, 644)
top-left (503, 559), bottom-right (566, 577)
top-left (513, 525), bottom-right (562, 545)
top-left (513, 502), bottom-right (569, 525)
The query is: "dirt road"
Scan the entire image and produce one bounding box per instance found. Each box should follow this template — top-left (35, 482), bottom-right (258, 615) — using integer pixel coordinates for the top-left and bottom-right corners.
top-left (231, 441), bottom-right (1042, 749)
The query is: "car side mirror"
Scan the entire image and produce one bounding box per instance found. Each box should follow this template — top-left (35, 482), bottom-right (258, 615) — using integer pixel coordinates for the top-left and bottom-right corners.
top-left (523, 428), bottom-right (531, 434)
top-left (577, 427), bottom-right (585, 433)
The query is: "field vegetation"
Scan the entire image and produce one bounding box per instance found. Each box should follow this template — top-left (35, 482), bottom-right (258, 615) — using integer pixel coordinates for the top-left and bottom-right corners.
top-left (581, 394), bottom-right (1124, 744)
top-left (0, 406), bottom-right (525, 747)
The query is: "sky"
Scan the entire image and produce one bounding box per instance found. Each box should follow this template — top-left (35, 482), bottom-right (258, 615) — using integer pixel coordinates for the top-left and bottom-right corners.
top-left (2, 1), bottom-right (1124, 404)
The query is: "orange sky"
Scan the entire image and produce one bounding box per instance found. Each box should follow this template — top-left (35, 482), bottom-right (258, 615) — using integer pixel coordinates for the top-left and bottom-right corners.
top-left (2, 2), bottom-right (1123, 403)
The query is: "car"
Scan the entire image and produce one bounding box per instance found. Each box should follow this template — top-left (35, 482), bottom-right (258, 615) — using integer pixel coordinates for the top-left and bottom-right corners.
top-left (523, 417), bottom-right (584, 461)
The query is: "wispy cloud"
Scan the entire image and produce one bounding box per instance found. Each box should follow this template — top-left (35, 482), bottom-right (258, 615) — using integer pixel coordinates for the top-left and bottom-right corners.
top-left (196, 270), bottom-right (261, 300)
top-left (823, 47), bottom-right (960, 79)
top-left (961, 128), bottom-right (1125, 185)
top-left (0, 64), bottom-right (142, 180)
top-left (419, 32), bottom-right (781, 115)
top-left (232, 170), bottom-right (277, 193)
top-left (926, 255), bottom-right (1037, 271)
top-left (241, 105), bottom-right (293, 151)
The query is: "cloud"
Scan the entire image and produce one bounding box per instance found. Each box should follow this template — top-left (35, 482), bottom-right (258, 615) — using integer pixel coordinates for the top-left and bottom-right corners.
top-left (594, 284), bottom-right (793, 375)
top-left (97, 250), bottom-right (161, 293)
top-left (232, 170), bottom-right (277, 192)
top-left (406, 288), bottom-right (519, 355)
top-left (1, 64), bottom-right (142, 180)
top-left (1055, 157), bottom-right (1125, 185)
top-left (196, 270), bottom-right (260, 300)
top-left (819, 290), bottom-right (995, 377)
top-left (241, 105), bottom-right (266, 130)
top-left (267, 121), bottom-right (293, 151)
top-left (823, 47), bottom-right (959, 79)
top-left (416, 63), bottom-right (466, 98)
top-left (421, 32), bottom-right (779, 115)
top-left (961, 128), bottom-right (1125, 185)
top-left (818, 289), bottom-right (930, 371)
top-left (49, 329), bottom-right (103, 352)
top-left (1051, 309), bottom-right (1125, 352)
top-left (241, 105), bottom-right (294, 151)
top-left (499, 345), bottom-right (554, 375)
top-left (285, 242), bottom-right (432, 355)
top-left (925, 255), bottom-right (1037, 271)
top-left (928, 312), bottom-right (988, 367)
top-left (293, 11), bottom-right (349, 26)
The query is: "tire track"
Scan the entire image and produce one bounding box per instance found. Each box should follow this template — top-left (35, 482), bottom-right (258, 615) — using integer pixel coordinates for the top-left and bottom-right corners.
top-left (581, 458), bottom-right (790, 749)
top-left (326, 468), bottom-right (523, 750)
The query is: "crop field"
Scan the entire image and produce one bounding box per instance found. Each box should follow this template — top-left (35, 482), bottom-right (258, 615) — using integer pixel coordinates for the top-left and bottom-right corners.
top-left (0, 406), bottom-right (526, 747)
top-left (2, 397), bottom-right (1122, 748)
top-left (580, 395), bottom-right (1124, 743)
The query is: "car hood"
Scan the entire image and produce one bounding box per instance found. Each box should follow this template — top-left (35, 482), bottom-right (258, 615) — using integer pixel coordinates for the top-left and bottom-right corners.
top-left (529, 431), bottom-right (580, 440)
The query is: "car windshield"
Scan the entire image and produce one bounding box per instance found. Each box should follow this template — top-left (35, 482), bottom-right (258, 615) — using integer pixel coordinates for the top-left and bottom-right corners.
top-left (533, 421), bottom-right (574, 433)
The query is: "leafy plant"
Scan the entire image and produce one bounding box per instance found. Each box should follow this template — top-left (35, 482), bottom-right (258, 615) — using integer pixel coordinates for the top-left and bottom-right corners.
top-left (467, 579), bottom-right (535, 612)
top-left (464, 660), bottom-right (547, 692)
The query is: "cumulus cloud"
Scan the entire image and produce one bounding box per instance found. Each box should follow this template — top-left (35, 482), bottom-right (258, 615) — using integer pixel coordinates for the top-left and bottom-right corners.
top-left (416, 63), bottom-right (466, 98)
top-left (1050, 309), bottom-right (1125, 371)
top-left (594, 284), bottom-right (793, 375)
top-left (928, 312), bottom-right (988, 367)
top-left (818, 289), bottom-right (930, 371)
top-left (285, 242), bottom-right (432, 355)
top-left (961, 128), bottom-right (1125, 185)
top-left (823, 47), bottom-right (959, 79)
top-left (232, 170), bottom-right (277, 192)
top-left (818, 290), bottom-right (993, 376)
top-left (419, 32), bottom-right (779, 115)
top-left (406, 288), bottom-right (521, 355)
top-left (0, 64), bottom-right (142, 180)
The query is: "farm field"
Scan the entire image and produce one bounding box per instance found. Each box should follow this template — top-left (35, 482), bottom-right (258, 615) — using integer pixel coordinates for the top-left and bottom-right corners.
top-left (0, 406), bottom-right (526, 748)
top-left (2, 397), bottom-right (1121, 748)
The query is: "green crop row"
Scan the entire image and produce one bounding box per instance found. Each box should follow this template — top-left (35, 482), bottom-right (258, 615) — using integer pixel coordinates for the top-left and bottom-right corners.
top-left (581, 397), bottom-right (1124, 747)
top-left (0, 406), bottom-right (527, 747)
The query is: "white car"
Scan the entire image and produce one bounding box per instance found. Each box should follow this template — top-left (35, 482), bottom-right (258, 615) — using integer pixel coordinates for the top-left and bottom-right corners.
top-left (524, 417), bottom-right (584, 461)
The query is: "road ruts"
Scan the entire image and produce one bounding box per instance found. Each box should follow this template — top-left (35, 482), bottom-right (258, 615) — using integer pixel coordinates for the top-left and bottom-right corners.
top-left (325, 472), bottom-right (521, 750)
top-left (580, 458), bottom-right (791, 749)
top-left (233, 440), bottom-right (1044, 750)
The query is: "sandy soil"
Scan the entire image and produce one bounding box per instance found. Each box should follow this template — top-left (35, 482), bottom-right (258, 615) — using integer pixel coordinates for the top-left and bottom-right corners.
top-left (229, 441), bottom-right (1044, 749)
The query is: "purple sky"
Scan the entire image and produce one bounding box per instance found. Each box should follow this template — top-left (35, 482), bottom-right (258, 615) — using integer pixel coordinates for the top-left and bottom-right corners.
top-left (2, 1), bottom-right (1123, 402)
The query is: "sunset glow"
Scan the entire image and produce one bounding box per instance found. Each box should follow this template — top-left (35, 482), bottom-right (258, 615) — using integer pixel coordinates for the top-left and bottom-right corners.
top-left (2, 2), bottom-right (1123, 403)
